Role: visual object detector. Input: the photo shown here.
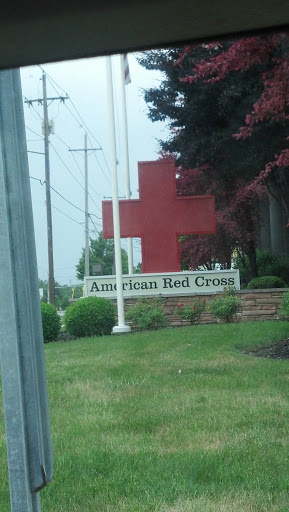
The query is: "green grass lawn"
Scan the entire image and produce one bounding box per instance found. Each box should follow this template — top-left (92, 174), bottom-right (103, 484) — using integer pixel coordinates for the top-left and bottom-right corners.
top-left (1, 321), bottom-right (289, 511)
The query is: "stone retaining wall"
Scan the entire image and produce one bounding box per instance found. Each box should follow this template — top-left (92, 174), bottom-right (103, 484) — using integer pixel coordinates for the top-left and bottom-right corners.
top-left (238, 288), bottom-right (287, 322)
top-left (121, 288), bottom-right (288, 326)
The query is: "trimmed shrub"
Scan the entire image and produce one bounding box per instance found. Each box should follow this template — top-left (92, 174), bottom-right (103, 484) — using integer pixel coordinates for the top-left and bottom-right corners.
top-left (64, 296), bottom-right (116, 337)
top-left (41, 302), bottom-right (61, 342)
top-left (256, 250), bottom-right (289, 285)
top-left (234, 249), bottom-right (289, 286)
top-left (175, 296), bottom-right (207, 324)
top-left (280, 290), bottom-right (289, 319)
top-left (247, 275), bottom-right (287, 289)
top-left (125, 297), bottom-right (168, 331)
top-left (208, 287), bottom-right (242, 323)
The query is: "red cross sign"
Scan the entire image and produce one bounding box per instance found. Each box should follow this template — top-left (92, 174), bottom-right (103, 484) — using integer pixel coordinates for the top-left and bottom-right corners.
top-left (102, 160), bottom-right (216, 273)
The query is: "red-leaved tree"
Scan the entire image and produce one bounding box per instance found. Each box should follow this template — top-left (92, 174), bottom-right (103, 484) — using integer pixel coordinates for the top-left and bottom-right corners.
top-left (179, 32), bottom-right (289, 217)
top-left (138, 31), bottom-right (289, 278)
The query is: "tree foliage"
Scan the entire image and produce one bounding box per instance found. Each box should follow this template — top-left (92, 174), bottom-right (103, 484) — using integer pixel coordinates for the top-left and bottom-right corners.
top-left (76, 231), bottom-right (128, 280)
top-left (178, 33), bottom-right (289, 216)
top-left (38, 279), bottom-right (78, 309)
top-left (137, 31), bottom-right (289, 277)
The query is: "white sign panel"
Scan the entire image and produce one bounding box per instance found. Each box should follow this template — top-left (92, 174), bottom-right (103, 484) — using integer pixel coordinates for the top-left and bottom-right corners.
top-left (85, 270), bottom-right (240, 299)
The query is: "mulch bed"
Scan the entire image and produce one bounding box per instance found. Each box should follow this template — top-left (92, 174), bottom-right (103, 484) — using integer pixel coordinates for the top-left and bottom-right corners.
top-left (244, 338), bottom-right (289, 359)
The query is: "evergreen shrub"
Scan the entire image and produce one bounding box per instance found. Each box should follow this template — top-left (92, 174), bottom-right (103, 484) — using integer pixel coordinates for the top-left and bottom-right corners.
top-left (256, 251), bottom-right (289, 284)
top-left (64, 297), bottom-right (116, 337)
top-left (125, 297), bottom-right (168, 331)
top-left (41, 302), bottom-right (61, 342)
top-left (235, 250), bottom-right (289, 286)
top-left (280, 290), bottom-right (289, 319)
top-left (208, 287), bottom-right (242, 323)
top-left (247, 276), bottom-right (287, 289)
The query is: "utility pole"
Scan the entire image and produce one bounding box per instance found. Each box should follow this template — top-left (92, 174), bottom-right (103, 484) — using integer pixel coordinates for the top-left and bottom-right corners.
top-left (69, 136), bottom-right (101, 277)
top-left (42, 73), bottom-right (55, 305)
top-left (24, 72), bottom-right (68, 305)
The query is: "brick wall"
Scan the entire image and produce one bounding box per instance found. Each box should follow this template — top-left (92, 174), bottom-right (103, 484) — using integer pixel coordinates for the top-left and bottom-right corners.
top-left (121, 288), bottom-right (288, 327)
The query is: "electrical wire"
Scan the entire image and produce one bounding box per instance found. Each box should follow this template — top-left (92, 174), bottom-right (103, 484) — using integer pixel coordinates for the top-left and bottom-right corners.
top-left (34, 66), bottom-right (121, 195)
top-left (25, 125), bottom-right (43, 140)
top-left (26, 130), bottom-right (103, 213)
top-left (66, 98), bottom-right (102, 148)
top-left (30, 175), bottom-right (102, 220)
top-left (68, 146), bottom-right (105, 199)
top-left (25, 119), bottom-right (104, 210)
top-left (49, 141), bottom-right (103, 213)
top-left (51, 204), bottom-right (83, 225)
top-left (61, 105), bottom-right (112, 185)
top-left (49, 141), bottom-right (86, 189)
top-left (40, 66), bottom-right (68, 95)
top-left (88, 214), bottom-right (102, 231)
top-left (35, 66), bottom-right (110, 186)
top-left (45, 71), bottom-right (115, 191)
top-left (27, 66), bottom-right (125, 216)
top-left (51, 132), bottom-right (105, 207)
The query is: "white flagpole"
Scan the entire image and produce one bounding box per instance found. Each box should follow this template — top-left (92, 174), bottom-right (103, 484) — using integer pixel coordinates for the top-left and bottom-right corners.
top-left (120, 54), bottom-right (134, 274)
top-left (106, 55), bottom-right (131, 333)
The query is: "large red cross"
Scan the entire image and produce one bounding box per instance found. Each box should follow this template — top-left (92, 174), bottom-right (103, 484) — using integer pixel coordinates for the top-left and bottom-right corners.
top-left (102, 160), bottom-right (216, 273)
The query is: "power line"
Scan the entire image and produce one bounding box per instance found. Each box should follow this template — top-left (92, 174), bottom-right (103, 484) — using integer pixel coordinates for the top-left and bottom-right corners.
top-left (88, 213), bottom-right (102, 231)
top-left (62, 103), bottom-right (113, 185)
top-left (66, 98), bottom-right (102, 148)
top-left (25, 118), bottom-right (104, 209)
top-left (90, 146), bottom-right (113, 185)
top-left (25, 125), bottom-right (43, 139)
top-left (51, 204), bottom-right (83, 225)
top-left (27, 66), bottom-right (121, 198)
top-left (49, 141), bottom-right (86, 190)
top-left (29, 175), bottom-right (102, 219)
top-left (30, 175), bottom-right (45, 185)
top-left (41, 66), bottom-right (70, 97)
top-left (53, 132), bottom-right (72, 150)
top-left (50, 184), bottom-right (96, 216)
top-left (51, 185), bottom-right (102, 220)
top-left (27, 133), bottom-right (103, 213)
top-left (38, 67), bottom-right (108, 169)
top-left (48, 132), bottom-right (104, 204)
top-left (61, 93), bottom-right (115, 188)
top-left (50, 142), bottom-right (102, 212)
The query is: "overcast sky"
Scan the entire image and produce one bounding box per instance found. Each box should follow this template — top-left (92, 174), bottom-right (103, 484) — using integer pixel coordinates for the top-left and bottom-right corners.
top-left (20, 53), bottom-right (168, 285)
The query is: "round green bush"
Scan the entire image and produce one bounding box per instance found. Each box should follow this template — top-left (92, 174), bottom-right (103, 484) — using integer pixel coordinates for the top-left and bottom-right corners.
top-left (247, 276), bottom-right (287, 289)
top-left (209, 295), bottom-right (242, 323)
top-left (208, 287), bottom-right (242, 323)
top-left (125, 297), bottom-right (168, 331)
top-left (64, 297), bottom-right (116, 337)
top-left (175, 297), bottom-right (207, 324)
top-left (40, 302), bottom-right (61, 342)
